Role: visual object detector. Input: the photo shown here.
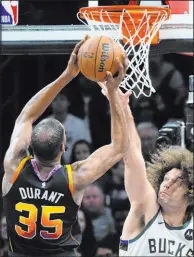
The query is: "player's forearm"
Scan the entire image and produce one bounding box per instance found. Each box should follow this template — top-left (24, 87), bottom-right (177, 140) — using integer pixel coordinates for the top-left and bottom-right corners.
top-left (17, 70), bottom-right (73, 123)
top-left (122, 104), bottom-right (141, 151)
top-left (123, 105), bottom-right (143, 168)
top-left (108, 90), bottom-right (128, 152)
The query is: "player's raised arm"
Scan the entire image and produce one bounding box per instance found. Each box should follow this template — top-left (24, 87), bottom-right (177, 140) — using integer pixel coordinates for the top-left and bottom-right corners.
top-left (71, 58), bottom-right (129, 193)
top-left (3, 36), bottom-right (89, 179)
top-left (99, 85), bottom-right (157, 207)
top-left (121, 92), bottom-right (158, 208)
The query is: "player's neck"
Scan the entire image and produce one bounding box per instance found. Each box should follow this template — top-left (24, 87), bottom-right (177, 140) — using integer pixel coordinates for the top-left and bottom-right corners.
top-left (34, 157), bottom-right (61, 169)
top-left (162, 206), bottom-right (187, 227)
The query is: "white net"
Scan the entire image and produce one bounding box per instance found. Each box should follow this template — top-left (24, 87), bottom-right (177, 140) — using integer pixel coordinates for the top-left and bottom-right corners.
top-left (77, 7), bottom-right (169, 98)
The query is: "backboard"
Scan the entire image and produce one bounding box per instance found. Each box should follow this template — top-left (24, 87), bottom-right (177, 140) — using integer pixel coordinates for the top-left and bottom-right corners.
top-left (1, 0), bottom-right (193, 55)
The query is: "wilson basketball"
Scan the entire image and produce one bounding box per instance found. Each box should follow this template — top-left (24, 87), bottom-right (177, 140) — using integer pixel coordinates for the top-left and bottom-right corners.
top-left (78, 36), bottom-right (124, 82)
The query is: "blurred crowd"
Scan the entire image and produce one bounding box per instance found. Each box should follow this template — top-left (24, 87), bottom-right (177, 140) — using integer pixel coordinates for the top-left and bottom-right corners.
top-left (1, 1), bottom-right (193, 257)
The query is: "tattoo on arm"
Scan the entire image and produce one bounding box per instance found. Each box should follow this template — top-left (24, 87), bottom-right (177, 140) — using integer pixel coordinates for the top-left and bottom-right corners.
top-left (71, 162), bottom-right (89, 187)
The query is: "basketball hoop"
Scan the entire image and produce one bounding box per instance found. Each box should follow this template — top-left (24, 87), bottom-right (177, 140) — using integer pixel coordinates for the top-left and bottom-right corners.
top-left (77, 5), bottom-right (171, 97)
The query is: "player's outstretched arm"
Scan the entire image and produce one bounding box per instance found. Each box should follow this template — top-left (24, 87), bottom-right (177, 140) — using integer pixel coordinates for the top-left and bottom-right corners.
top-left (99, 86), bottom-right (157, 207)
top-left (3, 36), bottom-right (89, 178)
top-left (121, 94), bottom-right (158, 208)
top-left (119, 96), bottom-right (159, 239)
top-left (71, 58), bottom-right (129, 192)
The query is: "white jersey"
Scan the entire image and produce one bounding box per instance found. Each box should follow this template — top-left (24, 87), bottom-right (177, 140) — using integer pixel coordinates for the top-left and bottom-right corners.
top-left (119, 209), bottom-right (194, 256)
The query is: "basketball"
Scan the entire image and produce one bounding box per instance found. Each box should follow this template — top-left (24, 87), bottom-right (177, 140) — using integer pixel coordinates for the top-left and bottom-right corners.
top-left (78, 36), bottom-right (124, 82)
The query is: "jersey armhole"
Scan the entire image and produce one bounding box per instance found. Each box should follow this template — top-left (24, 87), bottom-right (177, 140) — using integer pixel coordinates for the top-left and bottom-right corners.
top-left (12, 156), bottom-right (33, 184)
top-left (66, 164), bottom-right (74, 196)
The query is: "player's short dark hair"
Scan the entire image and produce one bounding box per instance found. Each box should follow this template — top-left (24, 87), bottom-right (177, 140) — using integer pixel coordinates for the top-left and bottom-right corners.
top-left (147, 146), bottom-right (193, 220)
top-left (31, 118), bottom-right (64, 161)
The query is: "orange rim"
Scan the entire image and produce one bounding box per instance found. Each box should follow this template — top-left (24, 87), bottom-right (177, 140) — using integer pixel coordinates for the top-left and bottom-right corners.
top-left (79, 5), bottom-right (171, 45)
top-left (79, 5), bottom-right (171, 24)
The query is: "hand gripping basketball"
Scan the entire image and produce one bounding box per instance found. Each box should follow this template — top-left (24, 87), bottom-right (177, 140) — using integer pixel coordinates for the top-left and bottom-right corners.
top-left (66, 35), bottom-right (90, 78)
top-left (105, 60), bottom-right (125, 91)
top-left (98, 52), bottom-right (129, 92)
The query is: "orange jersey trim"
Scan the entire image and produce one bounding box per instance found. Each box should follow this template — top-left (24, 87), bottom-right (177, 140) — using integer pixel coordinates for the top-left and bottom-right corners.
top-left (12, 156), bottom-right (33, 184)
top-left (66, 164), bottom-right (74, 196)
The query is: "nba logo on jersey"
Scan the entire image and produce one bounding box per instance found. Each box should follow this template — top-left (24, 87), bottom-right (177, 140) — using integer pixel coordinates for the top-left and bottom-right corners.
top-left (42, 182), bottom-right (46, 189)
top-left (0, 1), bottom-right (18, 25)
